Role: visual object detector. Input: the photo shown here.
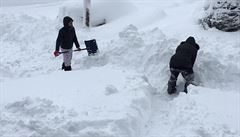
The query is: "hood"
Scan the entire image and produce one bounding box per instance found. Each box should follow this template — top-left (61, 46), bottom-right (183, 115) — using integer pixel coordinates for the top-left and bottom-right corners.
top-left (186, 36), bottom-right (196, 45)
top-left (63, 16), bottom-right (73, 27)
top-left (186, 36), bottom-right (200, 50)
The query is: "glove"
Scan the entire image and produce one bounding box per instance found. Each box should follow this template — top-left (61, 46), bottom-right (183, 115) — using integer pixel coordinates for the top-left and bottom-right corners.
top-left (54, 50), bottom-right (60, 57)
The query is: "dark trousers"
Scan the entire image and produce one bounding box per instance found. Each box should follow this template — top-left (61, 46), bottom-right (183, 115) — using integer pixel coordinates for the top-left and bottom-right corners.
top-left (167, 68), bottom-right (194, 94)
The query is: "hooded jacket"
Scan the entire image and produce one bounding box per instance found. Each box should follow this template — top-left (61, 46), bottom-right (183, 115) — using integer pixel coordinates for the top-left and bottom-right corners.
top-left (55, 16), bottom-right (80, 51)
top-left (170, 37), bottom-right (200, 71)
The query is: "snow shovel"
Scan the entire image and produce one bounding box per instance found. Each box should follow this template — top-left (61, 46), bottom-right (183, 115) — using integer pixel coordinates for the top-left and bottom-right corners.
top-left (84, 39), bottom-right (99, 56)
top-left (58, 39), bottom-right (99, 56)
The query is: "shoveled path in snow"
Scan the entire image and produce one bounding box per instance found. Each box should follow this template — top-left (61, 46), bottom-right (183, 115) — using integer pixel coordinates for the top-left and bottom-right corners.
top-left (144, 87), bottom-right (240, 137)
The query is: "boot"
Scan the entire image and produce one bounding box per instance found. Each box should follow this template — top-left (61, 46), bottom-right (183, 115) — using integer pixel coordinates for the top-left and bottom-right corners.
top-left (62, 63), bottom-right (65, 70)
top-left (64, 66), bottom-right (72, 71)
top-left (167, 86), bottom-right (176, 95)
top-left (183, 83), bottom-right (188, 94)
top-left (167, 81), bottom-right (177, 95)
top-left (183, 88), bottom-right (188, 94)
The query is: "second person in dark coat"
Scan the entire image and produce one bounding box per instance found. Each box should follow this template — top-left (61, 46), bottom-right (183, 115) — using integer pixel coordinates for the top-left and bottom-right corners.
top-left (167, 36), bottom-right (200, 94)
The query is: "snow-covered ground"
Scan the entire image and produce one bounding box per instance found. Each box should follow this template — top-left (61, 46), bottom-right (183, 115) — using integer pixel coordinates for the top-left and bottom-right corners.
top-left (0, 0), bottom-right (239, 137)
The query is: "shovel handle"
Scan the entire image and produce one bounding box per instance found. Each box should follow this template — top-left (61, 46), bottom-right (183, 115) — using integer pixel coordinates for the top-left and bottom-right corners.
top-left (59, 48), bottom-right (87, 54)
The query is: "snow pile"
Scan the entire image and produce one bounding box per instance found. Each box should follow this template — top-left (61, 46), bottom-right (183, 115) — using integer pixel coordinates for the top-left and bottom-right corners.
top-left (0, 14), bottom-right (58, 80)
top-left (201, 0), bottom-right (240, 31)
top-left (0, 67), bottom-right (154, 137)
top-left (75, 25), bottom-right (178, 91)
top-left (1, 98), bottom-right (142, 137)
top-left (116, 25), bottom-right (240, 90)
top-left (75, 25), bottom-right (240, 91)
top-left (0, 98), bottom-right (73, 137)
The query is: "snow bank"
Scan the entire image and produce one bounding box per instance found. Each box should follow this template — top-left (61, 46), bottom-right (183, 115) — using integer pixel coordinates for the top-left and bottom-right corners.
top-left (75, 25), bottom-right (178, 91)
top-left (75, 25), bottom-right (240, 91)
top-left (0, 14), bottom-right (58, 81)
top-left (0, 67), bottom-right (154, 137)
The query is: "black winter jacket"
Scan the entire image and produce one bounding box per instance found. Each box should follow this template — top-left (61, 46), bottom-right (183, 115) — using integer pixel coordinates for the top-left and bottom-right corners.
top-left (55, 17), bottom-right (80, 51)
top-left (170, 37), bottom-right (200, 72)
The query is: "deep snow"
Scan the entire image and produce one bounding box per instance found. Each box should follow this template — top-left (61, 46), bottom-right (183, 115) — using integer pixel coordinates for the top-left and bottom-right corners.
top-left (0, 0), bottom-right (239, 137)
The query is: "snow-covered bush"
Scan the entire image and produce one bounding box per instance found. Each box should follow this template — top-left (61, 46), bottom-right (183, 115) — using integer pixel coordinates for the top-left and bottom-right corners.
top-left (200, 0), bottom-right (240, 32)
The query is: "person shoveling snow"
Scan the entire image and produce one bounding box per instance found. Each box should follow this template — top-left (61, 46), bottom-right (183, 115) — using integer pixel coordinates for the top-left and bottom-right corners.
top-left (54, 16), bottom-right (81, 71)
top-left (167, 36), bottom-right (200, 94)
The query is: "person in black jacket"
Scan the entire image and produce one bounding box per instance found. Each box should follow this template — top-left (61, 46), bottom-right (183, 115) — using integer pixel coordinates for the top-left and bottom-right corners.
top-left (167, 36), bottom-right (200, 94)
top-left (54, 16), bottom-right (80, 71)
